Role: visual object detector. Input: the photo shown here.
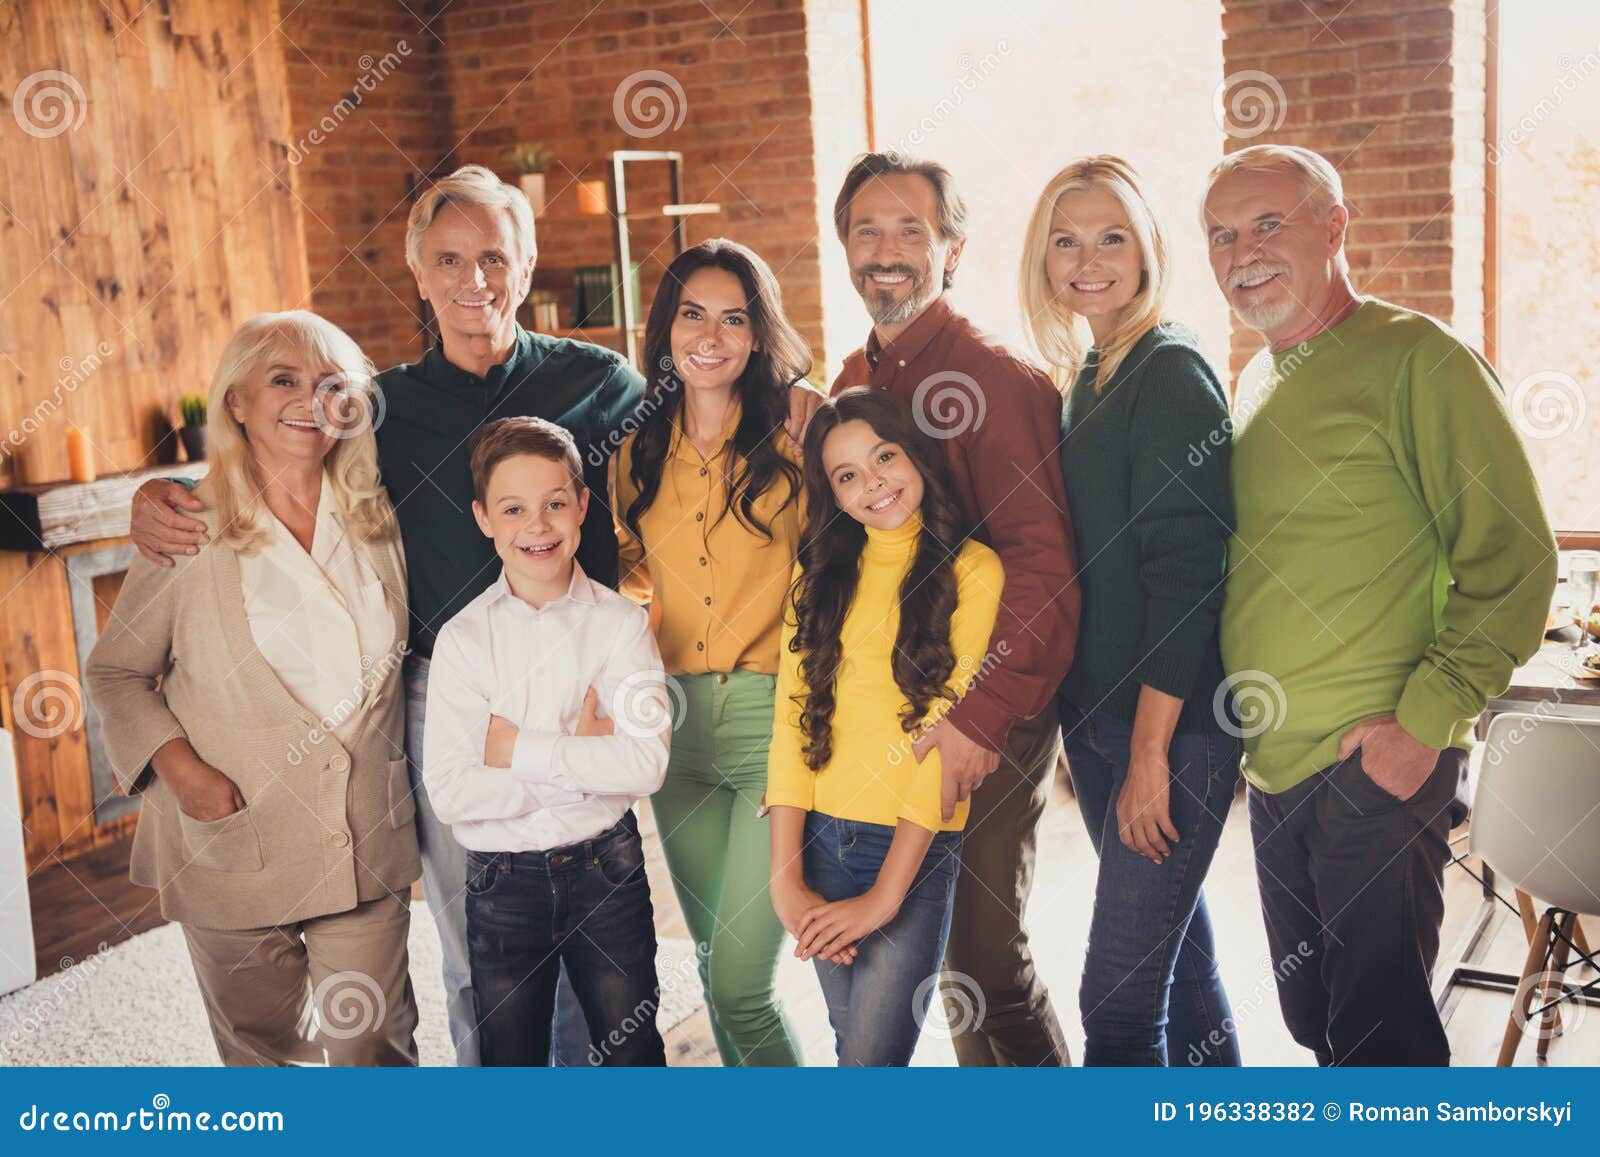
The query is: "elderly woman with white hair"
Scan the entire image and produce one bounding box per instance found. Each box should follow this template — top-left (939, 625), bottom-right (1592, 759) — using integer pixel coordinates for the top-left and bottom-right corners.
top-left (87, 310), bottom-right (420, 1066)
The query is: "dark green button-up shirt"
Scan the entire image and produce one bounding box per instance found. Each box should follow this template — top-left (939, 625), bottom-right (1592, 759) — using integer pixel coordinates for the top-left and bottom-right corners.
top-left (376, 327), bottom-right (644, 657)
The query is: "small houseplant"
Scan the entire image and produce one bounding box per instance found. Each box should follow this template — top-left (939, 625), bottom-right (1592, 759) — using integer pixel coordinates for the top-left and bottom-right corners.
top-left (504, 143), bottom-right (553, 215)
top-left (178, 393), bottom-right (207, 462)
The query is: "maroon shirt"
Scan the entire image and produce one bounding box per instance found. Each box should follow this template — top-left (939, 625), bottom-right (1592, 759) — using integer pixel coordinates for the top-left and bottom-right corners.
top-left (832, 296), bottom-right (1081, 751)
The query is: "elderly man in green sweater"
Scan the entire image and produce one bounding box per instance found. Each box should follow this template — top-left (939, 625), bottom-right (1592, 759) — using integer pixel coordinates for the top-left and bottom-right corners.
top-left (1203, 144), bottom-right (1557, 1066)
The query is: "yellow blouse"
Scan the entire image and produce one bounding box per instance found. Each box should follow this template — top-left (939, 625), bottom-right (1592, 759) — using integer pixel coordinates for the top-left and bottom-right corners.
top-left (611, 402), bottom-right (805, 676)
top-left (765, 512), bottom-right (1005, 832)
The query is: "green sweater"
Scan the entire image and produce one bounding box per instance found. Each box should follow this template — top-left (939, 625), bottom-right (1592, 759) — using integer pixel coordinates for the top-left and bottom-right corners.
top-left (1221, 299), bottom-right (1557, 793)
top-left (1057, 323), bottom-right (1234, 734)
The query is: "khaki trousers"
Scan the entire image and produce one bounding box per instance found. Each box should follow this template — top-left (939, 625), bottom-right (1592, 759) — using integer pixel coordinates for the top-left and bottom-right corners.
top-left (181, 891), bottom-right (419, 1066)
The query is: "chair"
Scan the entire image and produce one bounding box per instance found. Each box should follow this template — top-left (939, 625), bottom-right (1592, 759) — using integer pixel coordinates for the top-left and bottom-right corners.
top-left (1469, 711), bottom-right (1600, 1065)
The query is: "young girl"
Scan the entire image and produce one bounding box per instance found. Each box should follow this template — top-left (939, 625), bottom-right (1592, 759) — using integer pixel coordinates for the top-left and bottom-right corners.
top-left (766, 386), bottom-right (1003, 1066)
top-left (612, 238), bottom-right (813, 1066)
top-left (1019, 155), bottom-right (1241, 1066)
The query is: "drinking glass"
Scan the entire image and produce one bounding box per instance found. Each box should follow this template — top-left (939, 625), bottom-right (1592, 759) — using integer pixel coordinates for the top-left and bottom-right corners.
top-left (1568, 550), bottom-right (1600, 652)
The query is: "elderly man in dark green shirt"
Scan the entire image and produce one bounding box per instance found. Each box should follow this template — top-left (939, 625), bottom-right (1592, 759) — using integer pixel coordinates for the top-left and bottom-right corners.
top-left (131, 165), bottom-right (819, 1066)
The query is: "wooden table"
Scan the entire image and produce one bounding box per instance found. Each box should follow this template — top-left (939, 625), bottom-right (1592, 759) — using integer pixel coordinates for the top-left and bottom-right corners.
top-left (1484, 638), bottom-right (1600, 716)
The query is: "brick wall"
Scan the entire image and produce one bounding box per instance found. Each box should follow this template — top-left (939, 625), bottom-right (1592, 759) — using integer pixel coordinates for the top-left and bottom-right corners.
top-left (1218, 0), bottom-right (1489, 377)
top-left (439, 0), bottom-right (828, 371)
top-left (280, 1), bottom-right (445, 370)
top-left (279, 0), bottom-right (830, 376)
top-left (277, 2), bottom-right (1494, 386)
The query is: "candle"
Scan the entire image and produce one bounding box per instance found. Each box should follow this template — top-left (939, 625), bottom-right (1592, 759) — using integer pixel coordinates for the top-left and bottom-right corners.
top-left (66, 425), bottom-right (95, 483)
top-left (577, 179), bottom-right (608, 216)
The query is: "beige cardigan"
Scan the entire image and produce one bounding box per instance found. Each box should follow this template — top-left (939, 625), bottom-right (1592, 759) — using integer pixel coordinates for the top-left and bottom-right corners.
top-left (85, 478), bottom-right (420, 931)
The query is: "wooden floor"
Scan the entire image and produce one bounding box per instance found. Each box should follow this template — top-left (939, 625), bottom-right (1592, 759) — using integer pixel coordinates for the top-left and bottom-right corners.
top-left (25, 770), bottom-right (1599, 1066)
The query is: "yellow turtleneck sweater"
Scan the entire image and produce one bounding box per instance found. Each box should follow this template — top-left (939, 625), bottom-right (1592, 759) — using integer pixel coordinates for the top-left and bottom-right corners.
top-left (766, 512), bottom-right (1004, 832)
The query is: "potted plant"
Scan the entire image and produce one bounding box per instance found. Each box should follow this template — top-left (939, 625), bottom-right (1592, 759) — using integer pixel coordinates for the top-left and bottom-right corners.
top-left (178, 393), bottom-right (207, 462)
top-left (504, 143), bottom-right (553, 215)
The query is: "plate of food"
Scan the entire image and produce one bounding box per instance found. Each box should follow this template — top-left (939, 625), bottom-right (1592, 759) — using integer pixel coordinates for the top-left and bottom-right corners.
top-left (1545, 603), bottom-right (1600, 642)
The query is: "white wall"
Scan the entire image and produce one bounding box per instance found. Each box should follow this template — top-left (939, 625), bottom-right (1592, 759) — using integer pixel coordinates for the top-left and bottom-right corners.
top-left (855, 0), bottom-right (1230, 379)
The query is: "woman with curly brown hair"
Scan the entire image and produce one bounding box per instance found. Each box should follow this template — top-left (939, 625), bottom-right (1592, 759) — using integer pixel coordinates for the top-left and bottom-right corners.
top-left (765, 386), bottom-right (1003, 1066)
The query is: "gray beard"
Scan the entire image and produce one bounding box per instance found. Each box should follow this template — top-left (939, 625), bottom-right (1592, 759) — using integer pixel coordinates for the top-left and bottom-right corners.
top-left (858, 269), bottom-right (932, 326)
top-left (1231, 294), bottom-right (1297, 334)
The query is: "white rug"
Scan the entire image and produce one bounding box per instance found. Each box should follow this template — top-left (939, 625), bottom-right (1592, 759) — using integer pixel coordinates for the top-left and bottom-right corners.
top-left (0, 903), bottom-right (704, 1066)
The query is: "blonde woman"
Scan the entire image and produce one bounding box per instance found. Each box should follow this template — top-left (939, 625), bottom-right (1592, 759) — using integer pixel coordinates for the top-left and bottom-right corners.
top-left (1019, 157), bottom-right (1241, 1066)
top-left (87, 311), bottom-right (420, 1066)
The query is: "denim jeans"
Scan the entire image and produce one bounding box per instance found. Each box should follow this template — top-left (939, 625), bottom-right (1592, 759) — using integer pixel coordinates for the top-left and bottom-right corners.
top-left (1059, 702), bottom-right (1241, 1066)
top-left (466, 811), bottom-right (666, 1067)
top-left (804, 811), bottom-right (963, 1066)
top-left (405, 656), bottom-right (589, 1066)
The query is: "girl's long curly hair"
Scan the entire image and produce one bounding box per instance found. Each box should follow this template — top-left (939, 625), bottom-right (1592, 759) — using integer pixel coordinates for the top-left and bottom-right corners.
top-left (624, 238), bottom-right (807, 545)
top-left (789, 387), bottom-right (968, 770)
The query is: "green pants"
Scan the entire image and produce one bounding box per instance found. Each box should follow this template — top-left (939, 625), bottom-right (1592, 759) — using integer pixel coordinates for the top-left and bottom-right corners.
top-left (651, 669), bottom-right (800, 1066)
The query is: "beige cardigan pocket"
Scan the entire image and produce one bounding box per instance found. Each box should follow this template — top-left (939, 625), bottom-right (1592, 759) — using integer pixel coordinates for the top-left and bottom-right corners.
top-left (388, 758), bottom-right (417, 829)
top-left (177, 806), bottom-right (264, 872)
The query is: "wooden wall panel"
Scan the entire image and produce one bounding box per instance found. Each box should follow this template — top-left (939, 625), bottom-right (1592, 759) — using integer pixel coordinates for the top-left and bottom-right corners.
top-left (0, 0), bottom-right (311, 872)
top-left (0, 0), bottom-right (309, 490)
top-left (0, 543), bottom-right (137, 870)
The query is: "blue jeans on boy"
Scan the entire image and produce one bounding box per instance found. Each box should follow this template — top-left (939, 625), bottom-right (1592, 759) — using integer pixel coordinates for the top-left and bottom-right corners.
top-left (1059, 702), bottom-right (1242, 1066)
top-left (804, 811), bottom-right (963, 1066)
top-left (465, 811), bottom-right (666, 1067)
top-left (404, 656), bottom-right (590, 1065)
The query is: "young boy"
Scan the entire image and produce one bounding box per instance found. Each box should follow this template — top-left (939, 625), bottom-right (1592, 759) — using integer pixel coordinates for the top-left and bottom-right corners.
top-left (422, 416), bottom-right (670, 1067)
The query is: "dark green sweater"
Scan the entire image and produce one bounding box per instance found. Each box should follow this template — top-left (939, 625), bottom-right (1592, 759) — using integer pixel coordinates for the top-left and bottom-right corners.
top-left (1057, 323), bottom-right (1233, 734)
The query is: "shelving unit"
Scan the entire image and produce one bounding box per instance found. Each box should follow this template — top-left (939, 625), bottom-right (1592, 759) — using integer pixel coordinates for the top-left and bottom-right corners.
top-left (606, 150), bottom-right (720, 364)
top-left (515, 152), bottom-right (719, 363)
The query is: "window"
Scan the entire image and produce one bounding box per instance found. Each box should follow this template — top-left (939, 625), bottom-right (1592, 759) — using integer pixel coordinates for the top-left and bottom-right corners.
top-left (863, 2), bottom-right (1230, 375)
top-left (1494, 2), bottom-right (1600, 533)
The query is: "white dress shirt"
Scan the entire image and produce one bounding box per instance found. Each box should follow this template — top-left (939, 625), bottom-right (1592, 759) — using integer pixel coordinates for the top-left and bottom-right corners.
top-left (422, 560), bottom-right (670, 852)
top-left (238, 474), bottom-right (395, 741)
